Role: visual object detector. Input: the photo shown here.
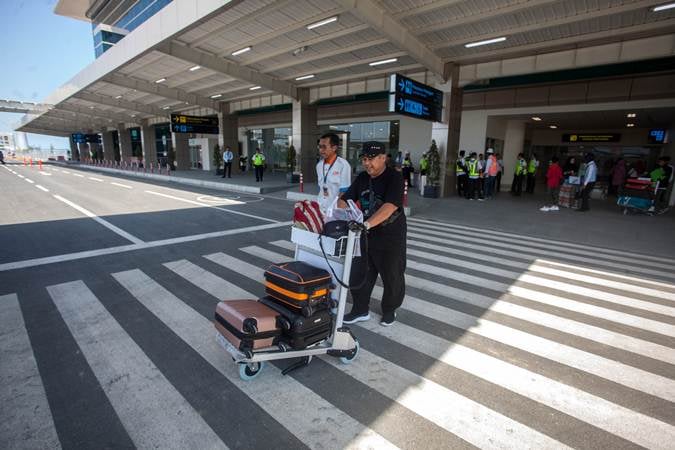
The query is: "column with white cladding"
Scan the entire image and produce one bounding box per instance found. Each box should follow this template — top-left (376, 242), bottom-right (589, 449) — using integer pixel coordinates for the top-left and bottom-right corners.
top-left (292, 88), bottom-right (318, 182)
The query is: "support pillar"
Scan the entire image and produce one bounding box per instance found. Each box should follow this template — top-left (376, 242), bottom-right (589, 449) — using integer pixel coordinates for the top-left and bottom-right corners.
top-left (432, 64), bottom-right (462, 197)
top-left (77, 143), bottom-right (89, 161)
top-left (117, 123), bottom-right (132, 162)
top-left (172, 131), bottom-right (190, 170)
top-left (140, 120), bottom-right (158, 167)
top-left (292, 89), bottom-right (318, 182)
top-left (101, 130), bottom-right (114, 162)
top-left (69, 138), bottom-right (79, 161)
top-left (501, 120), bottom-right (527, 187)
top-left (218, 104), bottom-right (239, 153)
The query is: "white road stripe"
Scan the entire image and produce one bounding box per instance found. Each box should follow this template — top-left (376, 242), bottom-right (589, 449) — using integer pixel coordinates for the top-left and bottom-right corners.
top-left (408, 217), bottom-right (675, 265)
top-left (39, 171), bottom-right (52, 176)
top-left (112, 269), bottom-right (398, 450)
top-left (406, 258), bottom-right (675, 338)
top-left (52, 195), bottom-right (143, 245)
top-left (246, 245), bottom-right (675, 402)
top-left (0, 222), bottom-right (290, 272)
top-left (61, 170), bottom-right (70, 174)
top-left (408, 238), bottom-right (675, 301)
top-left (17, 174), bottom-right (24, 178)
top-left (405, 247), bottom-right (675, 316)
top-left (325, 348), bottom-right (570, 449)
top-left (408, 228), bottom-right (675, 281)
top-left (145, 190), bottom-right (277, 223)
top-left (110, 182), bottom-right (132, 189)
top-left (72, 173), bottom-right (84, 178)
top-left (357, 315), bottom-right (675, 450)
top-left (0, 294), bottom-right (61, 450)
top-left (88, 177), bottom-right (103, 182)
top-left (25, 178), bottom-right (34, 184)
top-left (163, 260), bottom-right (252, 299)
top-left (47, 281), bottom-right (227, 450)
top-left (36, 185), bottom-right (49, 192)
top-left (268, 241), bottom-right (675, 364)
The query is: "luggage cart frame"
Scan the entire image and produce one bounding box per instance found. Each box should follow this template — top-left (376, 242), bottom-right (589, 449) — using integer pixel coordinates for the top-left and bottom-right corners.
top-left (216, 227), bottom-right (361, 380)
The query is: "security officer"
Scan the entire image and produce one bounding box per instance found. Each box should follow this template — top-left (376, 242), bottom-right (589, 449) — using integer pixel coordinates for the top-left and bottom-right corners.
top-left (466, 152), bottom-right (481, 200)
top-left (526, 153), bottom-right (539, 193)
top-left (511, 153), bottom-right (527, 196)
top-left (252, 147), bottom-right (266, 182)
top-left (222, 146), bottom-right (234, 178)
top-left (419, 152), bottom-right (428, 176)
top-left (339, 141), bottom-right (406, 327)
top-left (456, 150), bottom-right (467, 197)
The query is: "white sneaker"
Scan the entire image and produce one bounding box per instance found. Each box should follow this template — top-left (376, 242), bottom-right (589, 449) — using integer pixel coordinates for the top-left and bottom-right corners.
top-left (549, 205), bottom-right (559, 211)
top-left (539, 206), bottom-right (551, 212)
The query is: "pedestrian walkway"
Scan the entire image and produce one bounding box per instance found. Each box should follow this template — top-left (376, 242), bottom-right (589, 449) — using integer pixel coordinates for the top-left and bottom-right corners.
top-left (3, 218), bottom-right (674, 449)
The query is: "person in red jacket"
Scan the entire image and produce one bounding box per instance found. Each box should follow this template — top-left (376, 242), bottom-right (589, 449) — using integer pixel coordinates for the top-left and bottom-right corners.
top-left (543, 156), bottom-right (564, 211)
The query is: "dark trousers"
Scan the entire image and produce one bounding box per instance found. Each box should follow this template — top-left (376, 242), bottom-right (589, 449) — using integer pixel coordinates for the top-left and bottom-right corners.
top-left (526, 173), bottom-right (536, 193)
top-left (485, 176), bottom-right (496, 198)
top-left (349, 242), bottom-right (406, 315)
top-left (579, 182), bottom-right (595, 210)
top-left (254, 165), bottom-right (264, 181)
top-left (222, 162), bottom-right (232, 177)
top-left (467, 177), bottom-right (480, 199)
top-left (511, 174), bottom-right (523, 195)
top-left (457, 175), bottom-right (467, 197)
top-left (496, 172), bottom-right (502, 192)
top-left (402, 168), bottom-right (413, 187)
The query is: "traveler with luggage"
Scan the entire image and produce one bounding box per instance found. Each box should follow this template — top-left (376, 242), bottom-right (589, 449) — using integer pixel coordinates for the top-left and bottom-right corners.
top-left (316, 133), bottom-right (351, 214)
top-left (252, 148), bottom-right (265, 182)
top-left (338, 141), bottom-right (407, 327)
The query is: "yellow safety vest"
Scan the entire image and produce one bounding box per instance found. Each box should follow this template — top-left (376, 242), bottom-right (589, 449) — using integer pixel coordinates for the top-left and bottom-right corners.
top-left (527, 159), bottom-right (537, 174)
top-left (253, 153), bottom-right (264, 166)
top-left (515, 160), bottom-right (526, 175)
top-left (467, 160), bottom-right (479, 177)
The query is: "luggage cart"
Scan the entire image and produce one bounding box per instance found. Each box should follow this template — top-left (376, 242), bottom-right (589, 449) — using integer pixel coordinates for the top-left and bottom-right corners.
top-left (617, 178), bottom-right (668, 215)
top-left (216, 226), bottom-right (361, 380)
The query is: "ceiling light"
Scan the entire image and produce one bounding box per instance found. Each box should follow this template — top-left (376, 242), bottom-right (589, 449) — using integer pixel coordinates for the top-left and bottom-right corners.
top-left (131, 114), bottom-right (136, 117)
top-left (653, 3), bottom-right (675, 12)
top-left (210, 94), bottom-right (222, 98)
top-left (155, 78), bottom-right (166, 83)
top-left (295, 74), bottom-right (315, 81)
top-left (549, 125), bottom-right (557, 129)
top-left (249, 86), bottom-right (261, 90)
top-left (162, 106), bottom-right (171, 110)
top-left (189, 65), bottom-right (201, 71)
top-left (627, 123), bottom-right (635, 127)
top-left (627, 113), bottom-right (636, 118)
top-left (531, 116), bottom-right (542, 121)
top-left (231, 46), bottom-right (251, 56)
top-left (307, 16), bottom-right (338, 30)
top-left (115, 95), bottom-right (122, 99)
top-left (292, 46), bottom-right (307, 56)
top-left (369, 58), bottom-right (398, 66)
top-left (465, 37), bottom-right (507, 48)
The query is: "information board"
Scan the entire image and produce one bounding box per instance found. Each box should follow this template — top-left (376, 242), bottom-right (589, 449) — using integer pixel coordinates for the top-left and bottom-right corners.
top-left (648, 129), bottom-right (667, 144)
top-left (170, 113), bottom-right (219, 134)
top-left (562, 133), bottom-right (621, 143)
top-left (388, 73), bottom-right (443, 122)
top-left (71, 133), bottom-right (101, 144)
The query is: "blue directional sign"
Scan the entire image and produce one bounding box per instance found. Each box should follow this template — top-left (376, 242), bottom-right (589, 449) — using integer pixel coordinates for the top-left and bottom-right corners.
top-left (648, 129), bottom-right (666, 144)
top-left (72, 133), bottom-right (101, 144)
top-left (388, 73), bottom-right (443, 122)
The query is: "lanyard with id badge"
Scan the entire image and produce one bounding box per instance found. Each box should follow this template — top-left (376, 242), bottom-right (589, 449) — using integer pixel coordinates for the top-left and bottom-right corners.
top-left (322, 159), bottom-right (337, 197)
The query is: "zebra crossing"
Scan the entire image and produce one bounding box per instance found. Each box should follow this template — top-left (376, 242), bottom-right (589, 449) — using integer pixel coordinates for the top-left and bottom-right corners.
top-left (2, 217), bottom-right (674, 449)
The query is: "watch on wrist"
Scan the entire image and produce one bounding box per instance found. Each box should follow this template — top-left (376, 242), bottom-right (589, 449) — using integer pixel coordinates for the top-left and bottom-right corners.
top-left (364, 221), bottom-right (371, 230)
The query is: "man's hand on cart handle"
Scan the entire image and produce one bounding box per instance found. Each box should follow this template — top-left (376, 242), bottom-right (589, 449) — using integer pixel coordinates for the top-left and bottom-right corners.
top-left (348, 221), bottom-right (368, 232)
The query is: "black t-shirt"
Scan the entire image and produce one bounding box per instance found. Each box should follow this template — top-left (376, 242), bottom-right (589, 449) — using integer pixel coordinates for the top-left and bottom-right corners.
top-left (342, 166), bottom-right (406, 249)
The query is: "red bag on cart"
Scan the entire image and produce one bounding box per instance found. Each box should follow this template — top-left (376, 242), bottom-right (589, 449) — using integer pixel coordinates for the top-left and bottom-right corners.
top-left (293, 200), bottom-right (324, 233)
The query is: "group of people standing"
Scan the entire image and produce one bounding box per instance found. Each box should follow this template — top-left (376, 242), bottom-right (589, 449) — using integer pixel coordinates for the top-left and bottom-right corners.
top-left (511, 153), bottom-right (540, 196)
top-left (456, 149), bottom-right (503, 200)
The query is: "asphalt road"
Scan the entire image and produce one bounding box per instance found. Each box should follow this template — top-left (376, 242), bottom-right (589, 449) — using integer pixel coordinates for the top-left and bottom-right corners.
top-left (1, 161), bottom-right (674, 450)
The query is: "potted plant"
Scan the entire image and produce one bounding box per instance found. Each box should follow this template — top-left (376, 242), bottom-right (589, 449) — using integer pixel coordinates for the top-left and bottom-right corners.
top-left (213, 144), bottom-right (223, 175)
top-left (423, 140), bottom-right (440, 198)
top-left (286, 144), bottom-right (300, 183)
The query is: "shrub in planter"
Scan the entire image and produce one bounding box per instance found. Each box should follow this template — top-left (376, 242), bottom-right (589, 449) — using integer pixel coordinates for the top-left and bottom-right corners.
top-left (213, 144), bottom-right (223, 175)
top-left (423, 140), bottom-right (440, 198)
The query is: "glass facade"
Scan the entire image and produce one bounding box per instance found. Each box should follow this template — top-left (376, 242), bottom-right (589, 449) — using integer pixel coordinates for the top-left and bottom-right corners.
top-left (92, 0), bottom-right (173, 58)
top-left (155, 124), bottom-right (173, 167)
top-left (246, 128), bottom-right (291, 171)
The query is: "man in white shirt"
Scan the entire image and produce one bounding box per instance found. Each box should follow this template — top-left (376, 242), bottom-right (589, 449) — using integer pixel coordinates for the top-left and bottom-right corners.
top-left (578, 152), bottom-right (597, 212)
top-left (316, 133), bottom-right (351, 214)
top-left (222, 146), bottom-right (234, 178)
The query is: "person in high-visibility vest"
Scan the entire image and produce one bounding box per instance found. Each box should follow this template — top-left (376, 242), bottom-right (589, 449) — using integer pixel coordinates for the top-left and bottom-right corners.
top-left (511, 153), bottom-right (527, 196)
top-left (456, 150), bottom-right (467, 197)
top-left (252, 147), bottom-right (266, 182)
top-left (419, 153), bottom-right (428, 175)
top-left (401, 152), bottom-right (414, 187)
top-left (466, 152), bottom-right (482, 200)
top-left (526, 154), bottom-right (540, 194)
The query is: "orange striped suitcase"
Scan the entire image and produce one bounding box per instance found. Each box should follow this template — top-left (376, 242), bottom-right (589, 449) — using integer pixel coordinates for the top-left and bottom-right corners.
top-left (263, 261), bottom-right (333, 317)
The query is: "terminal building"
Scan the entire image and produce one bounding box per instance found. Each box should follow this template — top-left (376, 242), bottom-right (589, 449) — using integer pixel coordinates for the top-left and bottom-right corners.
top-left (16, 0), bottom-right (675, 198)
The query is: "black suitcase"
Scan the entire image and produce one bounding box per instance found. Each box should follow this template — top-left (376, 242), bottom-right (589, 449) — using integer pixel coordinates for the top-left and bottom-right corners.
top-left (259, 296), bottom-right (333, 350)
top-left (264, 261), bottom-right (333, 317)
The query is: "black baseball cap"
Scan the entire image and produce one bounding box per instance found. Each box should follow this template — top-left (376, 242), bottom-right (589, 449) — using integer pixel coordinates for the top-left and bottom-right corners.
top-left (360, 141), bottom-right (386, 158)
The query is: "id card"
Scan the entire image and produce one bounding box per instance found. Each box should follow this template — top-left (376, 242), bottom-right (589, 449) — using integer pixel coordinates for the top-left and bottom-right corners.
top-left (322, 186), bottom-right (329, 196)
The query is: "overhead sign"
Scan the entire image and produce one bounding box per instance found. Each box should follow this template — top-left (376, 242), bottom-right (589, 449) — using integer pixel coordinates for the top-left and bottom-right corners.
top-left (648, 129), bottom-right (666, 144)
top-left (71, 133), bottom-right (101, 144)
top-left (388, 73), bottom-right (443, 122)
top-left (130, 128), bottom-right (141, 142)
top-left (170, 113), bottom-right (219, 134)
top-left (562, 133), bottom-right (621, 143)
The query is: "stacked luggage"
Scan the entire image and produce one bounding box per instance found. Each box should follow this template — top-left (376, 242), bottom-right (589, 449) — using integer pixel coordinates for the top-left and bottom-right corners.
top-left (214, 260), bottom-right (335, 356)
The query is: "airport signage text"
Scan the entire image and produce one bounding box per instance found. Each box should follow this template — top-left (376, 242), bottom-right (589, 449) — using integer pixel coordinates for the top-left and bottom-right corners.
top-left (562, 133), bottom-right (621, 143)
top-left (71, 133), bottom-right (101, 144)
top-left (170, 114), bottom-right (219, 134)
top-left (388, 73), bottom-right (443, 122)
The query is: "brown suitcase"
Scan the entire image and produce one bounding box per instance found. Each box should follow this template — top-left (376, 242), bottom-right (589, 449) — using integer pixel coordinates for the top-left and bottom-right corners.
top-left (214, 300), bottom-right (281, 354)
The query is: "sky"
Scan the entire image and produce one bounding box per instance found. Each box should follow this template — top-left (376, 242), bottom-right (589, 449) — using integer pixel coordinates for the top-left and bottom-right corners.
top-left (0, 0), bottom-right (94, 149)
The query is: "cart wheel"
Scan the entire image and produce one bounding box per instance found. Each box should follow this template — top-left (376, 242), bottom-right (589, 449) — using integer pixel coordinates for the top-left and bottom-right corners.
top-left (239, 361), bottom-right (264, 381)
top-left (340, 340), bottom-right (359, 364)
top-left (278, 341), bottom-right (290, 352)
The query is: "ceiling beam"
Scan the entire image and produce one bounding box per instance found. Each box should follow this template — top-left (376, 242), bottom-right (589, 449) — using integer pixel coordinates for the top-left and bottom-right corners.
top-left (335, 0), bottom-right (446, 80)
top-left (156, 41), bottom-right (298, 99)
top-left (283, 51), bottom-right (407, 80)
top-left (103, 73), bottom-right (217, 110)
top-left (74, 91), bottom-right (169, 117)
top-left (429, 0), bottom-right (660, 49)
top-left (452, 19), bottom-right (675, 64)
top-left (298, 63), bottom-right (423, 87)
top-left (393, 0), bottom-right (464, 20)
top-left (58, 101), bottom-right (138, 124)
top-left (416, 0), bottom-right (558, 37)
top-left (44, 109), bottom-right (109, 129)
top-left (21, 126), bottom-right (71, 137)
